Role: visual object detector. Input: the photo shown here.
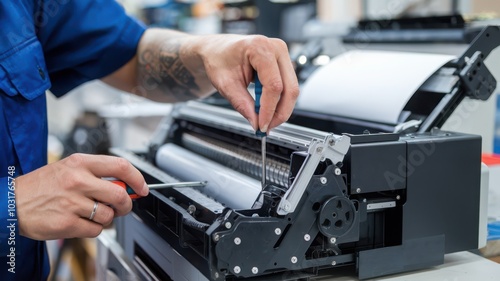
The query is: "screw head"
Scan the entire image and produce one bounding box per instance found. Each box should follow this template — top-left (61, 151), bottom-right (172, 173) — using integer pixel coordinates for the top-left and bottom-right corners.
top-left (214, 272), bottom-right (219, 279)
top-left (320, 177), bottom-right (327, 184)
top-left (330, 237), bottom-right (336, 244)
top-left (225, 222), bottom-right (232, 229)
top-left (233, 266), bottom-right (241, 274)
top-left (304, 234), bottom-right (311, 241)
top-left (334, 168), bottom-right (341, 175)
top-left (291, 256), bottom-right (298, 264)
top-left (283, 203), bottom-right (291, 211)
top-left (251, 267), bottom-right (258, 274)
top-left (331, 261), bottom-right (337, 266)
top-left (275, 228), bottom-right (282, 235)
top-left (234, 237), bottom-right (241, 245)
top-left (356, 188), bottom-right (361, 193)
top-left (396, 195), bottom-right (401, 200)
top-left (187, 204), bottom-right (196, 214)
top-left (213, 234), bottom-right (220, 242)
top-left (316, 147), bottom-right (323, 153)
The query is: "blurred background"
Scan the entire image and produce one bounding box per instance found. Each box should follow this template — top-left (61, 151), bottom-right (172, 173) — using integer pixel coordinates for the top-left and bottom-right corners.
top-left (47, 0), bottom-right (500, 157)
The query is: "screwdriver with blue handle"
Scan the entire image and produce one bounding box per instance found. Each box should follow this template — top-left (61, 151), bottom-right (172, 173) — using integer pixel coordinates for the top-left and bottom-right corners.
top-left (110, 180), bottom-right (207, 199)
top-left (254, 72), bottom-right (267, 190)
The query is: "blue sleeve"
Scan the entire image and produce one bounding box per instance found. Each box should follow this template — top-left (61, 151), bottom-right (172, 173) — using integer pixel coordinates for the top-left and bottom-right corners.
top-left (37, 0), bottom-right (147, 96)
top-left (0, 176), bottom-right (19, 257)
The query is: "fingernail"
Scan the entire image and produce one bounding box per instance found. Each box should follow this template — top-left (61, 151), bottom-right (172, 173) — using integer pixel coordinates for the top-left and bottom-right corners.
top-left (142, 182), bottom-right (149, 196)
top-left (261, 125), bottom-right (268, 133)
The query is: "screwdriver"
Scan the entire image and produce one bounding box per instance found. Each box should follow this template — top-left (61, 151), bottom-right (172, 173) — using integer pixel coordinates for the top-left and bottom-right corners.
top-left (111, 180), bottom-right (207, 199)
top-left (254, 72), bottom-right (267, 190)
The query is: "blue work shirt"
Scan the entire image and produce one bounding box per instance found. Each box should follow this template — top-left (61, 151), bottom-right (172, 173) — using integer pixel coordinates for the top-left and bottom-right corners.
top-left (0, 1), bottom-right (145, 280)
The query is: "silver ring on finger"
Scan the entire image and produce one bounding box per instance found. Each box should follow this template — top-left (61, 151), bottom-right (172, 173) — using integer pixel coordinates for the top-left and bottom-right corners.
top-left (89, 200), bottom-right (99, 221)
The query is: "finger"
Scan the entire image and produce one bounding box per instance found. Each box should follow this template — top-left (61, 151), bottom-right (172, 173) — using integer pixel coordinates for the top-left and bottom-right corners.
top-left (268, 42), bottom-right (299, 130)
top-left (70, 218), bottom-right (104, 238)
top-left (77, 199), bottom-right (115, 226)
top-left (79, 177), bottom-right (133, 217)
top-left (66, 154), bottom-right (148, 196)
top-left (248, 39), bottom-right (284, 133)
top-left (218, 76), bottom-right (259, 130)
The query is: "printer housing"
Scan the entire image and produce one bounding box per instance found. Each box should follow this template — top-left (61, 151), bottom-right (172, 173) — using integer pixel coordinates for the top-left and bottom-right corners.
top-left (109, 26), bottom-right (499, 280)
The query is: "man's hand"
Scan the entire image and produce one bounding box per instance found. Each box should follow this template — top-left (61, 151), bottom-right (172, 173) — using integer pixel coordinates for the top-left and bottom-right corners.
top-left (15, 154), bottom-right (148, 241)
top-left (103, 29), bottom-right (299, 132)
top-left (195, 34), bottom-right (299, 133)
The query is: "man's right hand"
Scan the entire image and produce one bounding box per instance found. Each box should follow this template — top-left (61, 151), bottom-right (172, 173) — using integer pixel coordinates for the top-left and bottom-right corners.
top-left (14, 153), bottom-right (148, 241)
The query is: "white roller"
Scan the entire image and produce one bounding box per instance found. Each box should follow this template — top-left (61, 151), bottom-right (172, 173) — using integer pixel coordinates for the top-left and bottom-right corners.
top-left (156, 143), bottom-right (261, 210)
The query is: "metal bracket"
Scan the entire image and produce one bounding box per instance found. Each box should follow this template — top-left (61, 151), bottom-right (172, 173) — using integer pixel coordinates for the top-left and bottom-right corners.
top-left (458, 51), bottom-right (496, 100)
top-left (276, 134), bottom-right (351, 215)
top-left (451, 26), bottom-right (500, 101)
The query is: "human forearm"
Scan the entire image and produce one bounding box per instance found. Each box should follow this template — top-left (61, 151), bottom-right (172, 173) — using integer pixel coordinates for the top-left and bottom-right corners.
top-left (135, 28), bottom-right (216, 102)
top-left (102, 28), bottom-right (215, 102)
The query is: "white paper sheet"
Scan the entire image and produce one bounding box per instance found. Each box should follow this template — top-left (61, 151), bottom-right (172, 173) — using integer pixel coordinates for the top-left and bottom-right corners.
top-left (297, 50), bottom-right (456, 124)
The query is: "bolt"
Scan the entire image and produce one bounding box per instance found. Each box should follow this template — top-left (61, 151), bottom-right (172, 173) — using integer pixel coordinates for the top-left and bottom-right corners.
top-left (234, 237), bottom-right (241, 245)
top-left (252, 267), bottom-right (258, 274)
top-left (213, 234), bottom-right (220, 242)
top-left (329, 139), bottom-right (335, 146)
top-left (334, 168), bottom-right (341, 175)
top-left (331, 261), bottom-right (337, 266)
top-left (320, 177), bottom-right (327, 184)
top-left (396, 195), bottom-right (401, 200)
top-left (275, 228), bottom-right (282, 235)
top-left (363, 198), bottom-right (367, 203)
top-left (283, 203), bottom-right (291, 211)
top-left (330, 237), bottom-right (336, 244)
top-left (214, 272), bottom-right (219, 279)
top-left (304, 234), bottom-right (311, 241)
top-left (316, 147), bottom-right (323, 153)
top-left (225, 222), bottom-right (232, 229)
top-left (356, 188), bottom-right (361, 193)
top-left (291, 256), bottom-right (298, 264)
top-left (187, 204), bottom-right (196, 214)
top-left (233, 266), bottom-right (241, 274)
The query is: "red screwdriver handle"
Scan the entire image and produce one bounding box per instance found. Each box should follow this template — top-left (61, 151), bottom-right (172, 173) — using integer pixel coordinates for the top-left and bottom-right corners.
top-left (110, 180), bottom-right (142, 200)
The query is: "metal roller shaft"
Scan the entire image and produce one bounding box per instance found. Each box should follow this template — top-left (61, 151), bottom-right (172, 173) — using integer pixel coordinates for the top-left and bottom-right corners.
top-left (182, 133), bottom-right (290, 188)
top-left (156, 143), bottom-right (261, 210)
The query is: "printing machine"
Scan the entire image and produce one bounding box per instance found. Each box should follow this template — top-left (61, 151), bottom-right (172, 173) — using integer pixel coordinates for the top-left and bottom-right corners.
top-left (101, 26), bottom-right (500, 280)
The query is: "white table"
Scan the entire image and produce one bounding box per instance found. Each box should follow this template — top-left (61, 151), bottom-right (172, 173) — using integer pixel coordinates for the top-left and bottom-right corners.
top-left (315, 251), bottom-right (500, 280)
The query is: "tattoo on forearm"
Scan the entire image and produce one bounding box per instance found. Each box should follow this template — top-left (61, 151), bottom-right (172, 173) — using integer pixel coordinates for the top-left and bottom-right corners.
top-left (139, 42), bottom-right (199, 102)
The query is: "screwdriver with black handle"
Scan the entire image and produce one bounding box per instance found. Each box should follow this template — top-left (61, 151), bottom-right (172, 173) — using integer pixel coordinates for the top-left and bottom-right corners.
top-left (254, 72), bottom-right (267, 190)
top-left (111, 180), bottom-right (207, 199)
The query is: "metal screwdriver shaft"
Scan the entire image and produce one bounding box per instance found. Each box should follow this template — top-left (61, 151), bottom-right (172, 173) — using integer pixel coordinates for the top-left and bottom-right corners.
top-left (148, 181), bottom-right (207, 189)
top-left (110, 180), bottom-right (207, 199)
top-left (254, 72), bottom-right (267, 190)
